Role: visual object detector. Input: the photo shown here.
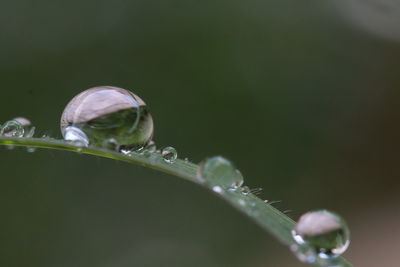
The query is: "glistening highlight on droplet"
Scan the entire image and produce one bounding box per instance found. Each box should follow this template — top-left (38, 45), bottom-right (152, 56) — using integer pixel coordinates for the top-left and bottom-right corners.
top-left (0, 120), bottom-right (25, 137)
top-left (162, 146), bottom-right (177, 163)
top-left (140, 140), bottom-right (157, 157)
top-left (60, 86), bottom-right (154, 149)
top-left (63, 126), bottom-right (89, 147)
top-left (197, 156), bottom-right (244, 189)
top-left (291, 210), bottom-right (350, 264)
top-left (13, 117), bottom-right (36, 137)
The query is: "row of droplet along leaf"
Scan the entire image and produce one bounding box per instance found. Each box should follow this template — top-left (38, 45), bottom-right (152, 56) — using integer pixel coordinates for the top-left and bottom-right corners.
top-left (0, 86), bottom-right (350, 266)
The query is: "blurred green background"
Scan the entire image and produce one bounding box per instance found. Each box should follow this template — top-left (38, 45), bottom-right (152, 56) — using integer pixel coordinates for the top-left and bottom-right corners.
top-left (1, 0), bottom-right (399, 266)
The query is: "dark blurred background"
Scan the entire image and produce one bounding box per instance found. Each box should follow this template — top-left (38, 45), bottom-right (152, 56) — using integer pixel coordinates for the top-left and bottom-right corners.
top-left (0, 0), bottom-right (399, 266)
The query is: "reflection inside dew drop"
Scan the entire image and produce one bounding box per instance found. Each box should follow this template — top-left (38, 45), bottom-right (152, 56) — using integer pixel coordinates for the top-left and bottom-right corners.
top-left (197, 156), bottom-right (244, 189)
top-left (239, 186), bottom-right (251, 195)
top-left (60, 86), bottom-right (154, 149)
top-left (144, 140), bottom-right (156, 153)
top-left (291, 210), bottom-right (350, 265)
top-left (120, 141), bottom-right (157, 157)
top-left (162, 146), bottom-right (177, 163)
top-left (138, 140), bottom-right (157, 157)
top-left (13, 117), bottom-right (31, 127)
top-left (13, 117), bottom-right (35, 137)
top-left (0, 120), bottom-right (24, 137)
top-left (64, 126), bottom-right (89, 147)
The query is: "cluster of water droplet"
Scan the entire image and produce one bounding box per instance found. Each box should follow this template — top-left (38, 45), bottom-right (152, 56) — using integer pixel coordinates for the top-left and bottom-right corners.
top-left (291, 210), bottom-right (350, 266)
top-left (0, 117), bottom-right (36, 151)
top-left (0, 117), bottom-right (36, 138)
top-left (59, 86), bottom-right (179, 163)
top-left (0, 85), bottom-right (353, 267)
top-left (195, 156), bottom-right (351, 266)
top-left (121, 142), bottom-right (178, 164)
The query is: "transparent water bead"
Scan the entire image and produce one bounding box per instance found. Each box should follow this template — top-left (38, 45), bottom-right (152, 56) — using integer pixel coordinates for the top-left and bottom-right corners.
top-left (11, 117), bottom-right (37, 151)
top-left (60, 86), bottom-right (154, 149)
top-left (0, 120), bottom-right (24, 137)
top-left (13, 117), bottom-right (35, 137)
top-left (291, 210), bottom-right (350, 264)
top-left (239, 186), bottom-right (251, 195)
top-left (197, 156), bottom-right (244, 189)
top-left (131, 140), bottom-right (156, 156)
top-left (121, 141), bottom-right (157, 157)
top-left (162, 146), bottom-right (177, 163)
top-left (64, 126), bottom-right (89, 147)
top-left (144, 141), bottom-right (156, 153)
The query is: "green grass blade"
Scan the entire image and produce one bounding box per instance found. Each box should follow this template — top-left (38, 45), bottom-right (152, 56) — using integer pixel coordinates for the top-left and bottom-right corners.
top-left (0, 136), bottom-right (352, 267)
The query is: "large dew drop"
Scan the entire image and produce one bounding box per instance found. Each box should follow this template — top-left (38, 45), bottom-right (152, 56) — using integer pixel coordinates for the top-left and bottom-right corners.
top-left (60, 86), bottom-right (154, 149)
top-left (197, 156), bottom-right (244, 189)
top-left (291, 210), bottom-right (350, 264)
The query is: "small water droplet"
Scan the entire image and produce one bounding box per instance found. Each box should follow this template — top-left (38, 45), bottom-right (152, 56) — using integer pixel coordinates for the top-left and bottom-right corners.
top-left (13, 117), bottom-right (35, 137)
top-left (239, 186), bottom-right (251, 195)
top-left (140, 140), bottom-right (157, 157)
top-left (64, 126), bottom-right (89, 147)
top-left (60, 86), bottom-right (154, 149)
top-left (121, 141), bottom-right (157, 157)
top-left (0, 120), bottom-right (24, 137)
top-left (197, 156), bottom-right (244, 189)
top-left (144, 140), bottom-right (156, 153)
top-left (162, 146), bottom-right (177, 163)
top-left (291, 210), bottom-right (350, 264)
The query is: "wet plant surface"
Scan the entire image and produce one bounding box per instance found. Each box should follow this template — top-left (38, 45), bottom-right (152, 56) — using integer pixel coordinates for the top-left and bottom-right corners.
top-left (0, 87), bottom-right (353, 267)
